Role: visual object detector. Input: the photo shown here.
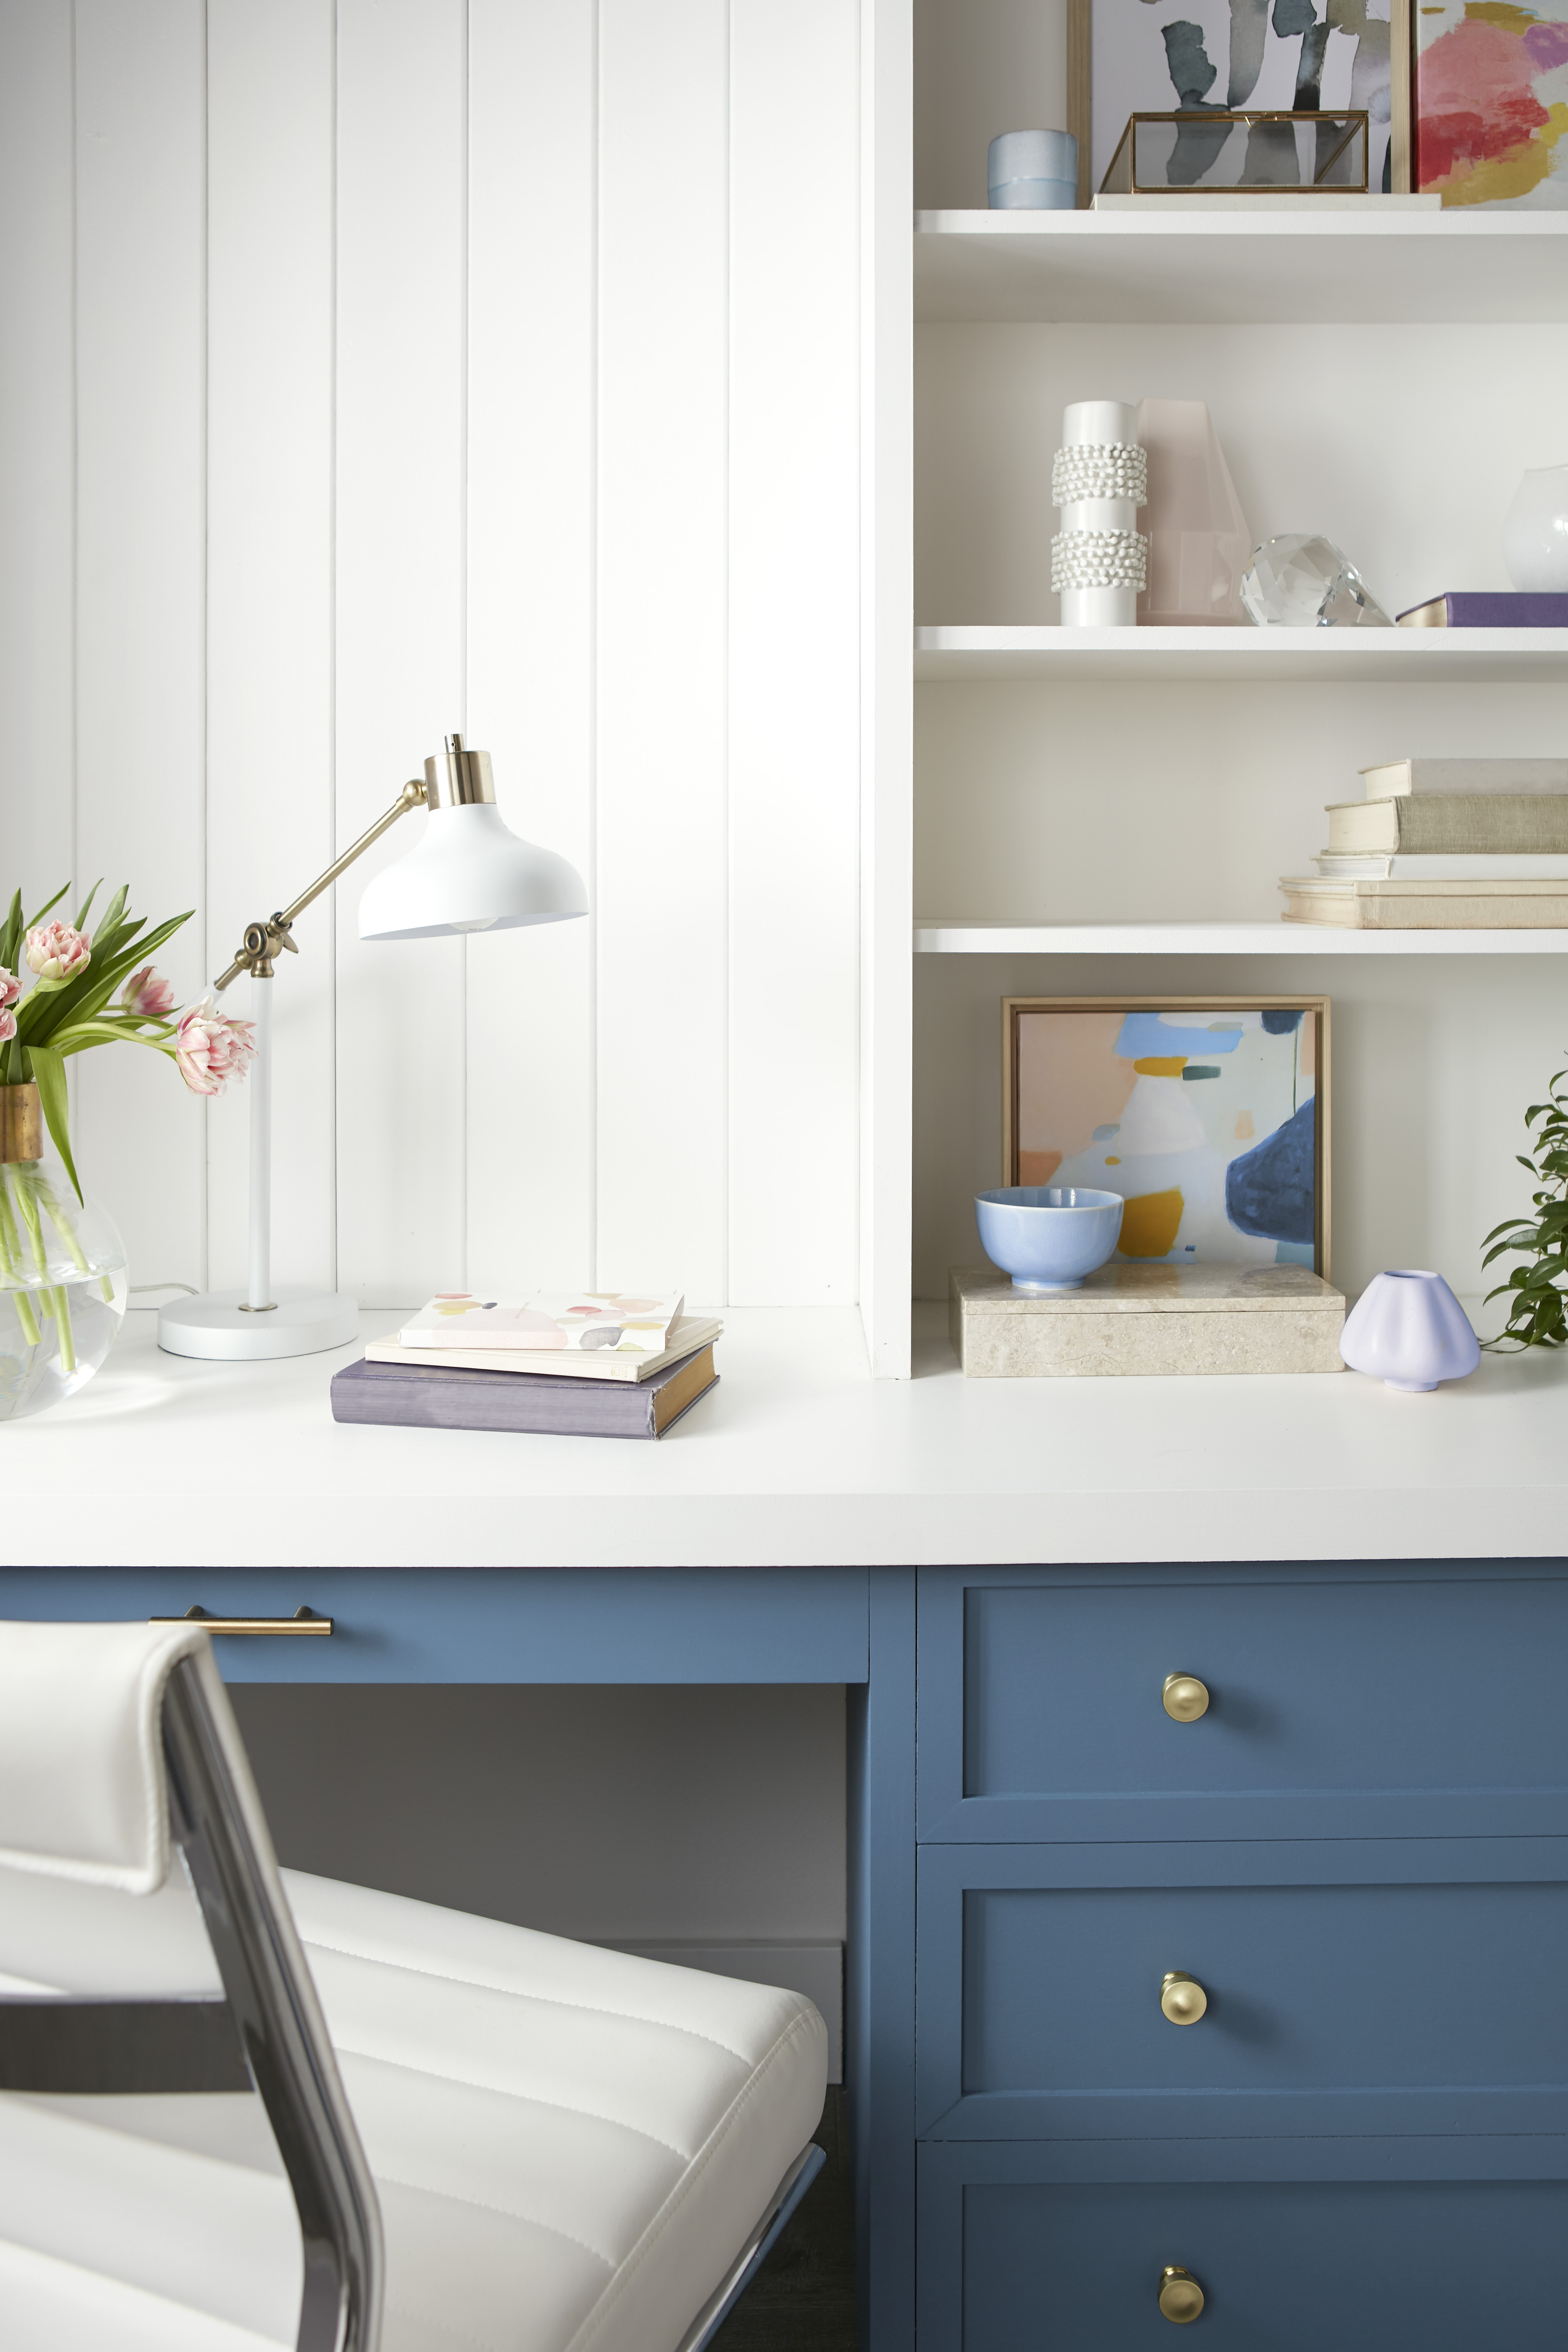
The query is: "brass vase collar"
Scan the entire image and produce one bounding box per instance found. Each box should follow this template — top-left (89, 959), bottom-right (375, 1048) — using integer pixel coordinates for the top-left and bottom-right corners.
top-left (1, 1083), bottom-right (42, 1164)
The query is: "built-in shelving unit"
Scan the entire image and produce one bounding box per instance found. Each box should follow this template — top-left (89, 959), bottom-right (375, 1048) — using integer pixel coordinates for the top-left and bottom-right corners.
top-left (914, 921), bottom-right (1568, 956)
top-left (895, 164), bottom-right (1568, 1353)
top-left (915, 626), bottom-right (1568, 683)
top-left (915, 209), bottom-right (1568, 325)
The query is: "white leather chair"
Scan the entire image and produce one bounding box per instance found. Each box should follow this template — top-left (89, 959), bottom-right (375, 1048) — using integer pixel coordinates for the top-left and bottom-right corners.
top-left (0, 1621), bottom-right (829, 2352)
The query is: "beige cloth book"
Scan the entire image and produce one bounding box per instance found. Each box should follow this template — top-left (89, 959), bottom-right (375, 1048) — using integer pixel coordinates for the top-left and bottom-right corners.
top-left (1358, 759), bottom-right (1568, 798)
top-left (365, 1316), bottom-right (723, 1383)
top-left (1328, 795), bottom-right (1568, 854)
top-left (1280, 876), bottom-right (1568, 929)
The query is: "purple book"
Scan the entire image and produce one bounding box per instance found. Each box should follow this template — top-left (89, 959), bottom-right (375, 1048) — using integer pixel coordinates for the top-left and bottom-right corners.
top-left (330, 1344), bottom-right (718, 1439)
top-left (1397, 592), bottom-right (1568, 628)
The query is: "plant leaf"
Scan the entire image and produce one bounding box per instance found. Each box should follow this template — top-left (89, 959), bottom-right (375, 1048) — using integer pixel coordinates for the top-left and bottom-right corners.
top-left (73, 880), bottom-right (102, 932)
top-left (26, 1044), bottom-right (81, 1203)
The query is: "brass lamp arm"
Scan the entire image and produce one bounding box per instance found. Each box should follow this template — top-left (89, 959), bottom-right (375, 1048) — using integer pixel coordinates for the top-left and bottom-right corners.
top-left (213, 778), bottom-right (428, 991)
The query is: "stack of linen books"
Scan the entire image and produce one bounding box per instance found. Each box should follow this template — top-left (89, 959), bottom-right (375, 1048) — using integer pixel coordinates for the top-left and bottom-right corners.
top-left (1279, 758), bottom-right (1568, 930)
top-left (330, 1291), bottom-right (721, 1439)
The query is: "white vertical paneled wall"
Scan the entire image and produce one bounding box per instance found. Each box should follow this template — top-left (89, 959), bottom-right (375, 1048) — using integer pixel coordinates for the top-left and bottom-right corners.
top-left (74, 0), bottom-right (210, 1287)
top-left (207, 0), bottom-right (336, 1295)
top-left (2, 1), bottom-right (865, 1323)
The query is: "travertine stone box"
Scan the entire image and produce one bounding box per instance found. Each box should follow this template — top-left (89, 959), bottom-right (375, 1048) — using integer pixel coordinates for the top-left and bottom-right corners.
top-left (950, 1262), bottom-right (1346, 1377)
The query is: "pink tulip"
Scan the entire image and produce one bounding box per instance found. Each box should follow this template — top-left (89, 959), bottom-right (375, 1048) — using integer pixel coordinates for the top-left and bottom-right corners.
top-left (0, 970), bottom-right (19, 1011)
top-left (0, 1008), bottom-right (14, 1046)
top-left (174, 995), bottom-right (256, 1096)
top-left (25, 922), bottom-right (91, 983)
top-left (121, 964), bottom-right (176, 1019)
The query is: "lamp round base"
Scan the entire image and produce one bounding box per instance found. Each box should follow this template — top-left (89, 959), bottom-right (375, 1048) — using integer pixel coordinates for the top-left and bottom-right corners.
top-left (157, 1288), bottom-right (360, 1362)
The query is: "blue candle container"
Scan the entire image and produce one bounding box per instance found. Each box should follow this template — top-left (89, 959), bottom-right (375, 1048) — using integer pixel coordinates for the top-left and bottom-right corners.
top-left (988, 129), bottom-right (1078, 211)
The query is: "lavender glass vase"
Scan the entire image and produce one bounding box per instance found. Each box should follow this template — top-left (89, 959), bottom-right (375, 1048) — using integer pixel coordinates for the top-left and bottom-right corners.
top-left (1338, 1270), bottom-right (1480, 1393)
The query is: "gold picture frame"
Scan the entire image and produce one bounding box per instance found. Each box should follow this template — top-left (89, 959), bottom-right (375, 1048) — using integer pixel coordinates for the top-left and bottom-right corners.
top-left (1067, 0), bottom-right (1412, 206)
top-left (1002, 995), bottom-right (1332, 1276)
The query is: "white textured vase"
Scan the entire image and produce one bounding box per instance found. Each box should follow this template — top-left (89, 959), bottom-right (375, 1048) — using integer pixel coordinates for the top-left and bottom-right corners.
top-left (1051, 399), bottom-right (1147, 628)
top-left (1502, 464), bottom-right (1568, 593)
top-left (1338, 1270), bottom-right (1480, 1393)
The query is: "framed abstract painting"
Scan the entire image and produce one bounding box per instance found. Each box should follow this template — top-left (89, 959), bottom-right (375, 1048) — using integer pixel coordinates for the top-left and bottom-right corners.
top-left (1002, 996), bottom-right (1331, 1275)
top-left (1067, 0), bottom-right (1407, 201)
top-left (1413, 1), bottom-right (1568, 206)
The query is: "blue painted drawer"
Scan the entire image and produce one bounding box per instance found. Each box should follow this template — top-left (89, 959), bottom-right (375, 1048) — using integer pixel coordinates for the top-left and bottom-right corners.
top-left (0, 1567), bottom-right (870, 1683)
top-left (920, 2148), bottom-right (1567, 2352)
top-left (917, 1562), bottom-right (1568, 1841)
top-left (915, 1841), bottom-right (1568, 2140)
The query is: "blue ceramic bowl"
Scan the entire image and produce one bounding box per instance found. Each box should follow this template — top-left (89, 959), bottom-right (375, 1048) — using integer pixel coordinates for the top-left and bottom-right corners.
top-left (975, 1186), bottom-right (1124, 1293)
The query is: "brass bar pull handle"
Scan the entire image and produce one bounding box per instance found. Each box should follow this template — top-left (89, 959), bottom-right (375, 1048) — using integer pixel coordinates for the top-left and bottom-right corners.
top-left (150, 1606), bottom-right (333, 1637)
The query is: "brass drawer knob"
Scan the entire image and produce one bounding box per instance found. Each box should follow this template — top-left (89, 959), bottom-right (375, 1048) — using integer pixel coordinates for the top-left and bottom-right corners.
top-left (1159, 2266), bottom-right (1205, 2324)
top-left (1160, 1971), bottom-right (1208, 2025)
top-left (1162, 1672), bottom-right (1210, 1722)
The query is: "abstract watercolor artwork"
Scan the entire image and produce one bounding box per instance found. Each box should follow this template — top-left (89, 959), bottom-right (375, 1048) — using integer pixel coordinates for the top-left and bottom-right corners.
top-left (1081, 0), bottom-right (1396, 194)
top-left (1414, 1), bottom-right (1568, 207)
top-left (1004, 998), bottom-right (1329, 1273)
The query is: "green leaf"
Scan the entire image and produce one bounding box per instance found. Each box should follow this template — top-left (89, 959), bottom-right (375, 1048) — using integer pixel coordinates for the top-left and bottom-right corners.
top-left (26, 1045), bottom-right (80, 1203)
top-left (0, 889), bottom-right (20, 975)
top-left (72, 880), bottom-right (102, 932)
top-left (17, 909), bottom-right (189, 1044)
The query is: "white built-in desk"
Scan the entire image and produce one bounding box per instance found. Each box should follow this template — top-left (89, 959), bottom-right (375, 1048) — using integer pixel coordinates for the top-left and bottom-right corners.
top-left (6, 1305), bottom-right (1565, 1568)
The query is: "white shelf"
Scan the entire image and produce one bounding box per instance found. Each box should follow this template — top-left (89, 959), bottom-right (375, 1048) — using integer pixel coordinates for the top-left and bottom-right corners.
top-left (915, 920), bottom-right (1568, 956)
top-left (10, 1307), bottom-right (1568, 1567)
top-left (915, 625), bottom-right (1568, 683)
top-left (915, 209), bottom-right (1568, 326)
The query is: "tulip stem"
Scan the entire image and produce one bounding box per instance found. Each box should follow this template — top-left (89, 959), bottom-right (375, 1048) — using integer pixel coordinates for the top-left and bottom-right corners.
top-left (11, 1166), bottom-right (74, 1373)
top-left (0, 1170), bottom-right (42, 1348)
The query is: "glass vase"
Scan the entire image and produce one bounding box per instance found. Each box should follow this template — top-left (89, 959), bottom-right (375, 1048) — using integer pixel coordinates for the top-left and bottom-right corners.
top-left (0, 1085), bottom-right (128, 1422)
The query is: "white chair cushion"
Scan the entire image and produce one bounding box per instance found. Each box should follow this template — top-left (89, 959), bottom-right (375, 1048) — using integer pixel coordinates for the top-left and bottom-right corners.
top-left (0, 1868), bottom-right (829, 2352)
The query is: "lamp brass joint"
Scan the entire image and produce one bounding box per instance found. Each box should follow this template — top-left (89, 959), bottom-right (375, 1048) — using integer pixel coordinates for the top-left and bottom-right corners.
top-left (0, 1082), bottom-right (42, 1165)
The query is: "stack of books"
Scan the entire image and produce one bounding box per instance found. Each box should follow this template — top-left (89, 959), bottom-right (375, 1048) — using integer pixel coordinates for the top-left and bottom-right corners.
top-left (330, 1291), bottom-right (721, 1439)
top-left (1280, 759), bottom-right (1568, 930)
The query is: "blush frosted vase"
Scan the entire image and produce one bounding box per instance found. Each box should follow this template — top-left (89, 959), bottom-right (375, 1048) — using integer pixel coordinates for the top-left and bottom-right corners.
top-left (1338, 1270), bottom-right (1480, 1393)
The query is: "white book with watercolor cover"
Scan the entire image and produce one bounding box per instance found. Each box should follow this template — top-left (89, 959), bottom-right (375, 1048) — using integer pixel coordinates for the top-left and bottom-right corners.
top-left (398, 1291), bottom-right (685, 1356)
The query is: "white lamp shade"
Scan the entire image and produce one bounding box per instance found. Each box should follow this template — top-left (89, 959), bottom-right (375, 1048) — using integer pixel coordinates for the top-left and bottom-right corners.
top-left (356, 804), bottom-right (588, 941)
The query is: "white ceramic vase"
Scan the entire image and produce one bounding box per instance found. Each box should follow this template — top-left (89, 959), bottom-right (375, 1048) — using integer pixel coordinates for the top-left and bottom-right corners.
top-left (1051, 399), bottom-right (1147, 628)
top-left (1503, 464), bottom-right (1568, 593)
top-left (1338, 1270), bottom-right (1480, 1393)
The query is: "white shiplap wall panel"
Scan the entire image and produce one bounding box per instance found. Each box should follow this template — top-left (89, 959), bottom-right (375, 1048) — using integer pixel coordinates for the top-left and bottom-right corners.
top-left (464, 0), bottom-right (596, 1293)
top-left (728, 0), bottom-right (861, 1304)
top-left (207, 0), bottom-right (336, 1295)
top-left (0, 0), bottom-right (75, 912)
top-left (861, 0), bottom-right (915, 1373)
top-left (5, 5), bottom-right (867, 1326)
top-left (74, 0), bottom-right (210, 1290)
top-left (595, 0), bottom-right (730, 1301)
top-left (335, 0), bottom-right (469, 1306)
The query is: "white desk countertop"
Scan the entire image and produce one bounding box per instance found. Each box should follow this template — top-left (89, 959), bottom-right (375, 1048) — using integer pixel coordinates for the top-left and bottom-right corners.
top-left (2, 1305), bottom-right (1564, 1570)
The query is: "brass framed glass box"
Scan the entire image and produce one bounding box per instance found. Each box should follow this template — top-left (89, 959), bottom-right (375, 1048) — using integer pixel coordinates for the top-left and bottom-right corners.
top-left (1100, 109), bottom-right (1369, 197)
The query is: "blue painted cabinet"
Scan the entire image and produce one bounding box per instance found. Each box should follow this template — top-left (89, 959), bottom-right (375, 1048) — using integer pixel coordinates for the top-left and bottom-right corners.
top-left (914, 1563), bottom-right (1568, 2348)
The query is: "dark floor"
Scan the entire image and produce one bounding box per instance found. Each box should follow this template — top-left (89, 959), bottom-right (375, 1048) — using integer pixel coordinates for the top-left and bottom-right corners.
top-left (714, 2087), bottom-right (859, 2350)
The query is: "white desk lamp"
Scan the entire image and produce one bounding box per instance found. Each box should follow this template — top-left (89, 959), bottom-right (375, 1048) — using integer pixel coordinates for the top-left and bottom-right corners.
top-left (157, 735), bottom-right (587, 1361)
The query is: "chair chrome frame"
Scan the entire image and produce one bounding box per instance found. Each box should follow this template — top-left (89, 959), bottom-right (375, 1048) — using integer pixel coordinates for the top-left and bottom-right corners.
top-left (0, 1650), bottom-right (824, 2352)
top-left (0, 1653), bottom-right (381, 2352)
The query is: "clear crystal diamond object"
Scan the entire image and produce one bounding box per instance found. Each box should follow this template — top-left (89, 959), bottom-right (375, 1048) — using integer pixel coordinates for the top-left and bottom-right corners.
top-left (1240, 535), bottom-right (1392, 629)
